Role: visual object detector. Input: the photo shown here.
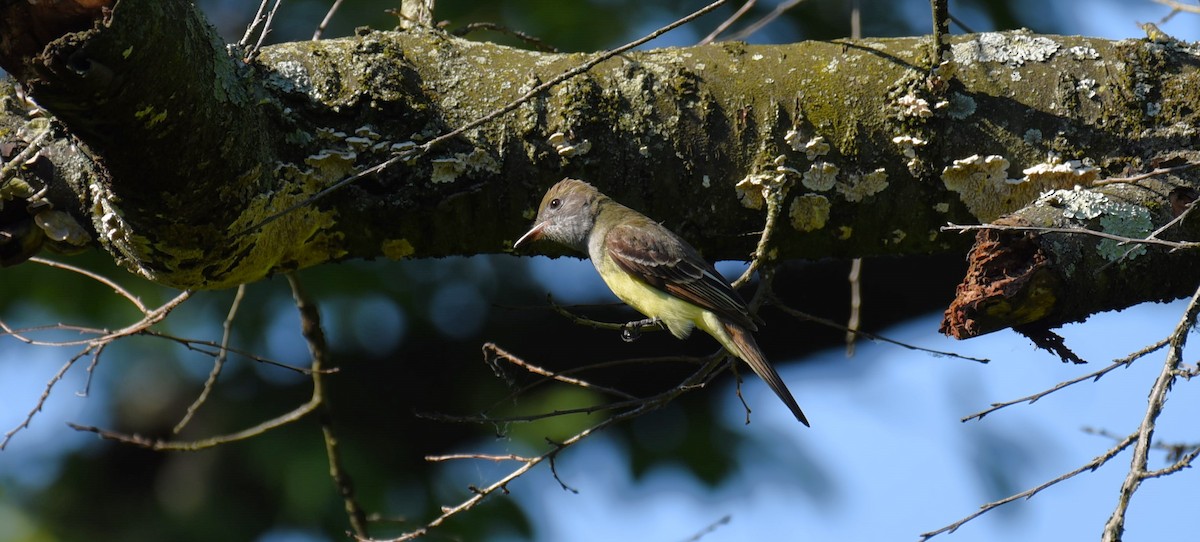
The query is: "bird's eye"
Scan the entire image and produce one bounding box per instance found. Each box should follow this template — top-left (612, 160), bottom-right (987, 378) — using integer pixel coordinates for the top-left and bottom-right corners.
top-left (548, 198), bottom-right (562, 209)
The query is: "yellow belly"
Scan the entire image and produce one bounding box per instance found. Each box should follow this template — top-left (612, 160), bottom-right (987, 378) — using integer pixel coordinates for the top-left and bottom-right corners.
top-left (592, 253), bottom-right (703, 339)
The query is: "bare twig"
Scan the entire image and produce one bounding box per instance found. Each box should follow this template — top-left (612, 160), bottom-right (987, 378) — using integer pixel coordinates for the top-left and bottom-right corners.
top-left (247, 0), bottom-right (286, 61)
top-left (239, 0), bottom-right (273, 48)
top-left (768, 293), bottom-right (989, 363)
top-left (845, 258), bottom-right (862, 356)
top-left (722, 0), bottom-right (806, 42)
top-left (733, 178), bottom-right (788, 290)
top-left (542, 295), bottom-right (665, 336)
top-left (1152, 0), bottom-right (1200, 15)
top-left (680, 515), bottom-right (732, 542)
top-left (1, 347), bottom-right (91, 450)
top-left (30, 257), bottom-right (148, 314)
top-left (484, 342), bottom-right (638, 401)
top-left (0, 127), bottom-right (52, 191)
top-left (921, 431), bottom-right (1137, 540)
top-left (698, 0), bottom-right (756, 45)
top-left (961, 338), bottom-right (1169, 422)
top-left (287, 273), bottom-right (369, 539)
top-left (312, 0), bottom-right (347, 40)
top-left (942, 222), bottom-right (1200, 252)
top-left (1102, 282), bottom-right (1200, 541)
top-left (374, 350), bottom-right (730, 542)
top-left (66, 279), bottom-right (328, 454)
top-left (174, 284), bottom-right (247, 434)
top-left (425, 453), bottom-right (534, 463)
top-left (1091, 161), bottom-right (1200, 186)
top-left (451, 22), bottom-right (560, 53)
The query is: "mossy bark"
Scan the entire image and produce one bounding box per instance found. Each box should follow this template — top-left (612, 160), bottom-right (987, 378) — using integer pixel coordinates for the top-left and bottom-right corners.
top-left (1, 0), bottom-right (1199, 334)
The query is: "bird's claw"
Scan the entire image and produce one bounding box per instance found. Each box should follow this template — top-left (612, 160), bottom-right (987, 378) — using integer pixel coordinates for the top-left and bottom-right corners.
top-left (620, 317), bottom-right (660, 342)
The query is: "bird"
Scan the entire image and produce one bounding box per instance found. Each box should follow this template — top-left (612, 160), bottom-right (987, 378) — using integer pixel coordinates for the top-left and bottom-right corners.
top-left (515, 178), bottom-right (809, 426)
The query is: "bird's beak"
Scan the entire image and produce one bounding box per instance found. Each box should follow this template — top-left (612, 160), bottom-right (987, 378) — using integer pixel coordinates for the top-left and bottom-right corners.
top-left (514, 221), bottom-right (547, 249)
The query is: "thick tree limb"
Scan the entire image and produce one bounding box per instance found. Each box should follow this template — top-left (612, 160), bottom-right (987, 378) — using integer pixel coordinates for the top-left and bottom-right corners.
top-left (2, 0), bottom-right (1199, 336)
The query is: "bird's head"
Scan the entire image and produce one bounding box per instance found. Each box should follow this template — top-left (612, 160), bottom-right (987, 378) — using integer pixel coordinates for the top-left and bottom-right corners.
top-left (515, 178), bottom-right (601, 253)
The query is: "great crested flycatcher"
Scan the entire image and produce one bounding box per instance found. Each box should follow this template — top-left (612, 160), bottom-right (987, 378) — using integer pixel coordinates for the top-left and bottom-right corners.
top-left (515, 178), bottom-right (809, 426)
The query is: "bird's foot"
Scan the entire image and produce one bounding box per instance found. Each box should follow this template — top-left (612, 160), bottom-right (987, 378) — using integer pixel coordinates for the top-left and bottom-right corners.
top-left (620, 317), bottom-right (661, 342)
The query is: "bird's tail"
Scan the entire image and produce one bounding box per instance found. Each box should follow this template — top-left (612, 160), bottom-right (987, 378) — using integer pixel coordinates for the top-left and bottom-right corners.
top-left (721, 320), bottom-right (810, 426)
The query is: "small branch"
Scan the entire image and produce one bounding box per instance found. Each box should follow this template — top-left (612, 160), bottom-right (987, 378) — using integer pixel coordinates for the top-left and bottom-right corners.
top-left (451, 22), bottom-right (559, 53)
top-left (1, 347), bottom-right (91, 450)
top-left (681, 515), bottom-right (732, 542)
top-left (245, 0), bottom-right (285, 61)
top-left (0, 126), bottom-right (52, 191)
top-left (545, 439), bottom-right (579, 494)
top-left (845, 258), bottom-right (862, 357)
top-left (543, 295), bottom-right (665, 336)
top-left (30, 257), bottom-right (148, 315)
top-left (942, 223), bottom-right (1200, 252)
top-left (698, 0), bottom-right (756, 45)
top-left (930, 0), bottom-right (950, 66)
top-left (174, 284), bottom-right (246, 434)
top-left (373, 350), bottom-right (731, 542)
top-left (1151, 0), bottom-right (1200, 16)
top-left (733, 174), bottom-right (789, 289)
top-left (768, 293), bottom-right (989, 363)
top-left (425, 453), bottom-right (534, 463)
top-left (962, 338), bottom-right (1168, 422)
top-left (1101, 282), bottom-right (1200, 542)
top-left (720, 0), bottom-right (806, 42)
top-left (239, 0), bottom-right (273, 48)
top-left (483, 342), bottom-right (638, 400)
top-left (1091, 161), bottom-right (1200, 186)
top-left (287, 272), bottom-right (369, 540)
top-left (312, 0), bottom-right (347, 40)
top-left (920, 431), bottom-right (1137, 540)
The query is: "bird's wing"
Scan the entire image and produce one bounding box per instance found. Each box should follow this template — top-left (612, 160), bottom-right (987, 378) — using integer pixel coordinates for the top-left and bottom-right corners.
top-left (605, 219), bottom-right (757, 331)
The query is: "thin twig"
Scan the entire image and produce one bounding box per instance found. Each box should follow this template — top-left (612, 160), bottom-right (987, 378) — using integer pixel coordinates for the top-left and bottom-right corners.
top-left (1091, 161), bottom-right (1200, 186)
top-left (1102, 282), bottom-right (1200, 541)
top-left (733, 179), bottom-right (787, 289)
top-left (942, 223), bottom-right (1200, 252)
top-left (0, 127), bottom-right (52, 191)
top-left (30, 257), bottom-right (148, 314)
top-left (1, 348), bottom-right (91, 450)
top-left (484, 342), bottom-right (638, 400)
top-left (239, 0), bottom-right (272, 48)
top-left (312, 0), bottom-right (346, 40)
top-left (722, 0), bottom-right (806, 42)
top-left (374, 351), bottom-right (730, 542)
top-left (1151, 0), bottom-right (1200, 16)
top-left (248, 0), bottom-right (286, 61)
top-left (287, 272), bottom-right (369, 540)
top-left (1099, 191), bottom-right (1199, 269)
top-left (174, 284), bottom-right (247, 434)
top-left (0, 291), bottom-right (192, 348)
top-left (65, 278), bottom-right (331, 454)
top-left (451, 22), bottom-right (560, 53)
top-left (920, 431), bottom-right (1137, 540)
top-left (543, 295), bottom-right (665, 336)
top-left (425, 453), bottom-right (534, 463)
top-left (680, 515), bottom-right (732, 542)
top-left (845, 258), bottom-right (862, 356)
top-left (961, 338), bottom-right (1169, 422)
top-left (698, 0), bottom-right (756, 45)
top-left (768, 293), bottom-right (989, 363)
